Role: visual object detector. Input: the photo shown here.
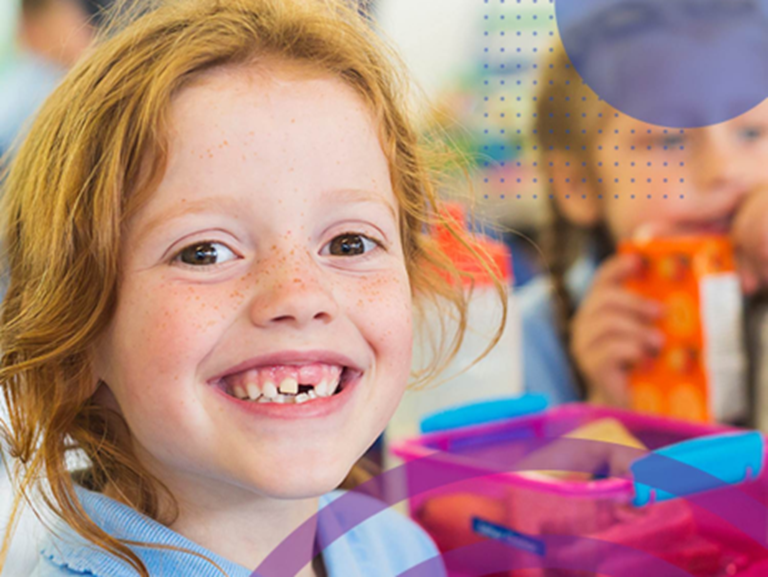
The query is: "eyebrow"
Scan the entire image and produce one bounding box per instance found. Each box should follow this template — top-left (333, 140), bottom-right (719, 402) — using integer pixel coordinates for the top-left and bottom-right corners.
top-left (133, 196), bottom-right (245, 242)
top-left (321, 188), bottom-right (398, 220)
top-left (134, 188), bottom-right (397, 240)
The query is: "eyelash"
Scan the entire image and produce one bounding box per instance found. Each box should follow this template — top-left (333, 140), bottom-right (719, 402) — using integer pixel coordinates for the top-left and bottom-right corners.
top-left (170, 232), bottom-right (385, 269)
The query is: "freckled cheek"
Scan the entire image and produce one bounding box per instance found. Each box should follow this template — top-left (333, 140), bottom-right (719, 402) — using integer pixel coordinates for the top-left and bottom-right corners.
top-left (115, 282), bottom-right (242, 376)
top-left (341, 271), bottom-right (413, 355)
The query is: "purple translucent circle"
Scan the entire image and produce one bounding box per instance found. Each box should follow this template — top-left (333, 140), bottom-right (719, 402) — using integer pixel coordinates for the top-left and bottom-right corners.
top-left (556, 0), bottom-right (768, 128)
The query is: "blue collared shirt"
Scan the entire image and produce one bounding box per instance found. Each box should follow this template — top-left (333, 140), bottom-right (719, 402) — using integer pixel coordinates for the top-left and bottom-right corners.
top-left (31, 485), bottom-right (445, 576)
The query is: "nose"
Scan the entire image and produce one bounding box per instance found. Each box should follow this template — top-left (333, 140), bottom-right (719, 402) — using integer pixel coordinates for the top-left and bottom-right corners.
top-left (248, 249), bottom-right (340, 329)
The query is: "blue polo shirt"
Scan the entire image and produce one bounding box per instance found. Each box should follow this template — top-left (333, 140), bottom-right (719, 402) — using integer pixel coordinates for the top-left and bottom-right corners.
top-left (31, 485), bottom-right (445, 576)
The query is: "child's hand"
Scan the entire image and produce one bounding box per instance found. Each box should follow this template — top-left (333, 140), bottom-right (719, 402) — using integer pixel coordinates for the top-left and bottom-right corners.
top-left (733, 187), bottom-right (768, 295)
top-left (570, 254), bottom-right (664, 407)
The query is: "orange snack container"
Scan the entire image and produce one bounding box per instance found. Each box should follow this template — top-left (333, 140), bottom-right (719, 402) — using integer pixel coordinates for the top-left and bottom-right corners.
top-left (619, 235), bottom-right (747, 423)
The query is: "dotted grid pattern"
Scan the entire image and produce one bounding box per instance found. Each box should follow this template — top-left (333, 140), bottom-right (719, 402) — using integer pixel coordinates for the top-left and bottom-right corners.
top-left (479, 0), bottom-right (689, 205)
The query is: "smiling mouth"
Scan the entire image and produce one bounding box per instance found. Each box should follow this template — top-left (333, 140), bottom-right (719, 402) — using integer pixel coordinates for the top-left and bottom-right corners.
top-left (217, 362), bottom-right (356, 405)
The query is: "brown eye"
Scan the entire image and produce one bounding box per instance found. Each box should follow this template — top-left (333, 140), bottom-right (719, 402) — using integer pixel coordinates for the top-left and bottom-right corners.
top-left (326, 234), bottom-right (377, 256)
top-left (176, 242), bottom-right (236, 266)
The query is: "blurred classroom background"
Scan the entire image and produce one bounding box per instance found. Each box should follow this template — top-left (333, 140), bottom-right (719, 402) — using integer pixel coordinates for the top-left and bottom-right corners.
top-left (376, 0), bottom-right (550, 288)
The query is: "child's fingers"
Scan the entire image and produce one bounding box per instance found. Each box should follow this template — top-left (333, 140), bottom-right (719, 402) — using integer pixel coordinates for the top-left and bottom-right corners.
top-left (588, 339), bottom-right (649, 370)
top-left (579, 288), bottom-right (662, 321)
top-left (591, 253), bottom-right (643, 288)
top-left (576, 314), bottom-right (664, 353)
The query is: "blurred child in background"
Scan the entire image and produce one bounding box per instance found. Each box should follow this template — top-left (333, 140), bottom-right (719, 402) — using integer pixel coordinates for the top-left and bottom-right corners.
top-left (520, 1), bottom-right (768, 418)
top-left (0, 0), bottom-right (97, 157)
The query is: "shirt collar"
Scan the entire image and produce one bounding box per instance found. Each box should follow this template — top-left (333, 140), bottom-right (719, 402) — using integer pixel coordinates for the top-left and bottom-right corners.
top-left (40, 486), bottom-right (370, 577)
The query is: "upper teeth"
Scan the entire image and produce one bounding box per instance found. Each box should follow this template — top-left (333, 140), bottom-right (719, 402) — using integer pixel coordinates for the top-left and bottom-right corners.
top-left (279, 377), bottom-right (299, 395)
top-left (263, 382), bottom-right (278, 399)
top-left (221, 362), bottom-right (344, 402)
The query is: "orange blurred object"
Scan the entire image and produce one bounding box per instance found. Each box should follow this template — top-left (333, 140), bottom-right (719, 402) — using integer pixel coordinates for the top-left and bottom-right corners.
top-left (433, 202), bottom-right (511, 286)
top-left (619, 236), bottom-right (747, 423)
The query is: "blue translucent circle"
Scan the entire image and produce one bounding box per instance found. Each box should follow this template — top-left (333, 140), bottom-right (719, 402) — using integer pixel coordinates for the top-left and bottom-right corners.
top-left (556, 0), bottom-right (768, 127)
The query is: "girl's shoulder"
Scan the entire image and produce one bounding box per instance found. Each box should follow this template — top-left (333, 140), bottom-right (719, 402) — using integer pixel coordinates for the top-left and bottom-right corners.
top-left (31, 486), bottom-right (444, 577)
top-left (318, 490), bottom-right (446, 576)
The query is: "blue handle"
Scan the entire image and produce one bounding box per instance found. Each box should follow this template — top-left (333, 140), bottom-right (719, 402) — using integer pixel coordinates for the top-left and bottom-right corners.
top-left (419, 394), bottom-right (549, 434)
top-left (631, 431), bottom-right (764, 507)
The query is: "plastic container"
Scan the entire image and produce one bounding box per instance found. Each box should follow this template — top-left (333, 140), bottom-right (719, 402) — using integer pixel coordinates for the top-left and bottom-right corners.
top-left (391, 403), bottom-right (768, 577)
top-left (385, 203), bottom-right (522, 465)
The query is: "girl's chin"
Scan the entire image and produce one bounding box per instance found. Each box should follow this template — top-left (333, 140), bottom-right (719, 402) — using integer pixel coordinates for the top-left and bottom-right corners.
top-left (235, 458), bottom-right (358, 499)
top-left (250, 473), bottom-right (351, 500)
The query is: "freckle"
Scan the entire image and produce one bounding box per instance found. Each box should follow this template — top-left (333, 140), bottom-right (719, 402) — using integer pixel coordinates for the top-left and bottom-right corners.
top-left (291, 118), bottom-right (295, 123)
top-left (271, 245), bottom-right (277, 250)
top-left (223, 140), bottom-right (229, 146)
top-left (249, 131), bottom-right (255, 136)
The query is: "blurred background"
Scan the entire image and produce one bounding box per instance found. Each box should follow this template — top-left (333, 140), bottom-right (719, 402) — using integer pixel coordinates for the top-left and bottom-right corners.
top-left (376, 0), bottom-right (550, 287)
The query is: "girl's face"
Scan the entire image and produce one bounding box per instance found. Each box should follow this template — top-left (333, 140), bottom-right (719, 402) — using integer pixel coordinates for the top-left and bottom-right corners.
top-left (94, 65), bottom-right (413, 501)
top-left (592, 101), bottom-right (768, 241)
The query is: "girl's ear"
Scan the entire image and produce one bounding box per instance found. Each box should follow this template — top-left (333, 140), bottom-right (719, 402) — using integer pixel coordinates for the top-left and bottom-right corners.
top-left (546, 151), bottom-right (601, 227)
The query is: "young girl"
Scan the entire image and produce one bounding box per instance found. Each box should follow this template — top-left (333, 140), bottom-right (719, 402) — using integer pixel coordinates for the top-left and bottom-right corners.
top-left (520, 2), bottom-right (768, 413)
top-left (0, 1), bottom-right (504, 575)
